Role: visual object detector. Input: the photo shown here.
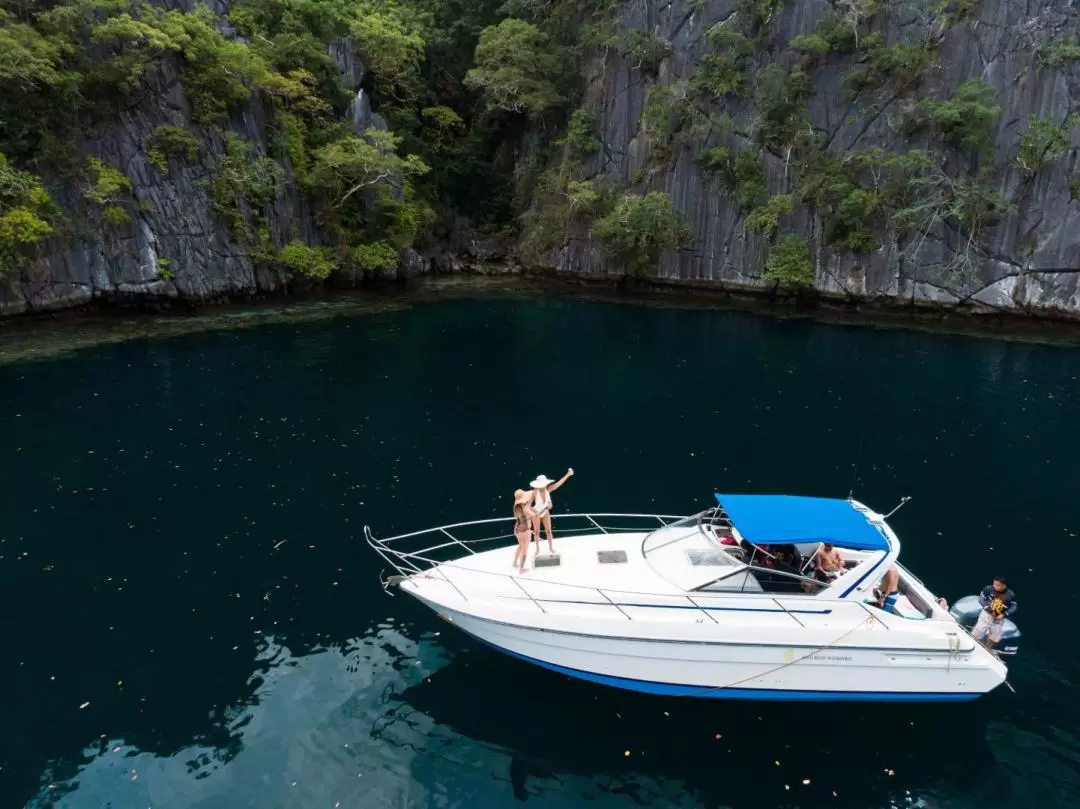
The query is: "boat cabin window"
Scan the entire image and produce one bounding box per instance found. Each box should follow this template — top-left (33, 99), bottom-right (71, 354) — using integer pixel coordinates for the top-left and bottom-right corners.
top-left (696, 566), bottom-right (829, 596)
top-left (642, 511), bottom-right (742, 591)
top-left (642, 514), bottom-right (741, 568)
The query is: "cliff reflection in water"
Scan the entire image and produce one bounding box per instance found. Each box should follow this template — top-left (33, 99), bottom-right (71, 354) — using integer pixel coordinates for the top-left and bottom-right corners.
top-left (3, 296), bottom-right (1080, 809)
top-left (23, 627), bottom-right (447, 809)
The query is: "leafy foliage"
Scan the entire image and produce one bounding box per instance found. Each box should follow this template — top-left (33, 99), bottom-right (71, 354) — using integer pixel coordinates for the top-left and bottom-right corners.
top-left (591, 192), bottom-right (689, 275)
top-left (789, 33), bottom-right (831, 57)
top-left (797, 148), bottom-right (933, 253)
top-left (0, 154), bottom-right (61, 275)
top-left (698, 148), bottom-right (768, 213)
top-left (1015, 114), bottom-right (1077, 174)
top-left (927, 79), bottom-right (1001, 151)
top-left (148, 125), bottom-right (200, 173)
top-left (1036, 38), bottom-right (1080, 69)
top-left (559, 108), bottom-right (602, 156)
top-left (210, 133), bottom-right (285, 240)
top-left (694, 27), bottom-right (754, 98)
top-left (464, 18), bottom-right (565, 118)
top-left (764, 234), bottom-right (814, 287)
top-left (350, 240), bottom-right (400, 271)
top-left (745, 194), bottom-right (793, 236)
top-left (757, 65), bottom-right (814, 150)
top-left (279, 240), bottom-right (336, 279)
top-left (620, 29), bottom-right (671, 75)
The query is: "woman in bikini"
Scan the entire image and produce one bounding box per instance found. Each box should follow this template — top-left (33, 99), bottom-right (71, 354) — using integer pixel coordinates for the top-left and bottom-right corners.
top-left (512, 489), bottom-right (536, 574)
top-left (529, 468), bottom-right (574, 556)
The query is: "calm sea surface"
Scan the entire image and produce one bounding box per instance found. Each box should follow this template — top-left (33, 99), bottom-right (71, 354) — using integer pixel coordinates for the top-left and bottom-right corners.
top-left (1, 295), bottom-right (1078, 809)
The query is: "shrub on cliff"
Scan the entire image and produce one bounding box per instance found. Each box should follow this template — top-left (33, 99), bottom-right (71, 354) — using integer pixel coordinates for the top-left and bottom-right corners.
top-left (591, 191), bottom-right (689, 276)
top-left (764, 235), bottom-right (814, 287)
top-left (279, 240), bottom-right (336, 280)
top-left (465, 19), bottom-right (565, 118)
top-left (1015, 114), bottom-right (1077, 175)
top-left (0, 154), bottom-right (61, 276)
top-left (148, 126), bottom-right (201, 173)
top-left (927, 79), bottom-right (1001, 152)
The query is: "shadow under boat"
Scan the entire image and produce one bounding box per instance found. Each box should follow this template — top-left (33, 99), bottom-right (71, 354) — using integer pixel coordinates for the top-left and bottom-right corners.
top-left (387, 640), bottom-right (1005, 807)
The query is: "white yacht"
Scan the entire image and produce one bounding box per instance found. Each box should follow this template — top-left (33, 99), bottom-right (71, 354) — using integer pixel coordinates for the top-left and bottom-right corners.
top-left (365, 493), bottom-right (1010, 702)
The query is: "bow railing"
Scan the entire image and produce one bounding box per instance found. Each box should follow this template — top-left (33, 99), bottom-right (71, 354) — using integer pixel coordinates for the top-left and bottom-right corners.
top-left (362, 513), bottom-right (896, 632)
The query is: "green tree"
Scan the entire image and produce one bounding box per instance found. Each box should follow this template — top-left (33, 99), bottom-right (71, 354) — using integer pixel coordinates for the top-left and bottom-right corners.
top-left (929, 79), bottom-right (1001, 151)
top-left (1015, 114), bottom-right (1077, 174)
top-left (308, 128), bottom-right (430, 211)
top-left (694, 27), bottom-right (754, 98)
top-left (350, 240), bottom-right (400, 272)
top-left (620, 29), bottom-right (671, 75)
top-left (0, 154), bottom-right (61, 275)
top-left (0, 11), bottom-right (64, 90)
top-left (591, 191), bottom-right (689, 275)
top-left (349, 1), bottom-right (427, 101)
top-left (279, 240), bottom-right (336, 279)
top-left (764, 234), bottom-right (814, 287)
top-left (148, 125), bottom-right (200, 172)
top-left (465, 18), bottom-right (565, 118)
top-left (746, 194), bottom-right (794, 236)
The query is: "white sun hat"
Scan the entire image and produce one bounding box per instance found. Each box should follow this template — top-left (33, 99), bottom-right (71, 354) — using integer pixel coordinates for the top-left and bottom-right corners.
top-left (530, 474), bottom-right (554, 488)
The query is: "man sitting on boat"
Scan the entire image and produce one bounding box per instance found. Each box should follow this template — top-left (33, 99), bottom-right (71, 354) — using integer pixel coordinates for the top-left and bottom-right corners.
top-left (873, 565), bottom-right (901, 614)
top-left (971, 576), bottom-right (1017, 651)
top-left (812, 542), bottom-right (845, 581)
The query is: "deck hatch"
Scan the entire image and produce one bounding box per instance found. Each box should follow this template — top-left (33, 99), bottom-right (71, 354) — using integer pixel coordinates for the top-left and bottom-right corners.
top-left (535, 554), bottom-right (561, 567)
top-left (597, 550), bottom-right (628, 564)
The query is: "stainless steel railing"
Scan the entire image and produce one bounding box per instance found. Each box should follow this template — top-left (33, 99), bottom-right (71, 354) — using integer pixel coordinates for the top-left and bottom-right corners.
top-left (362, 513), bottom-right (864, 629)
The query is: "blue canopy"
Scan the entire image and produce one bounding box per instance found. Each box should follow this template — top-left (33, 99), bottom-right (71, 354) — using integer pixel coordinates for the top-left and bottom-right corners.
top-left (713, 494), bottom-right (890, 552)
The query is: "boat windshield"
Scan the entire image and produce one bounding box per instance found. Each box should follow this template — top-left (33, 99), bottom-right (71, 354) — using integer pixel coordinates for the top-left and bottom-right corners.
top-left (642, 511), bottom-right (742, 590)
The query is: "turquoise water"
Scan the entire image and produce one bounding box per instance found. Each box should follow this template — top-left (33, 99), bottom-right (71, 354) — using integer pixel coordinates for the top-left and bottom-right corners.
top-left (1, 295), bottom-right (1078, 808)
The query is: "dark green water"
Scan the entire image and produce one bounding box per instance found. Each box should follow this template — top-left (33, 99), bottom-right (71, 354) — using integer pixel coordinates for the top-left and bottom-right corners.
top-left (2, 295), bottom-right (1079, 809)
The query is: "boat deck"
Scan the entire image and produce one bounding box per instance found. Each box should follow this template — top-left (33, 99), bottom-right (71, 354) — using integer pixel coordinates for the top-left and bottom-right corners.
top-left (413, 533), bottom-right (914, 635)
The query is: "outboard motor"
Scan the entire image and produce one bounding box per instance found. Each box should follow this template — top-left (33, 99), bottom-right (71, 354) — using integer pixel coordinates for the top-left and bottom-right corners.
top-left (949, 595), bottom-right (1021, 657)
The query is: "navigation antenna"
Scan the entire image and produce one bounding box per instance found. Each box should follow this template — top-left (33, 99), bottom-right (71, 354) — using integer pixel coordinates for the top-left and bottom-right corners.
top-left (883, 496), bottom-right (912, 519)
top-left (848, 428), bottom-right (866, 499)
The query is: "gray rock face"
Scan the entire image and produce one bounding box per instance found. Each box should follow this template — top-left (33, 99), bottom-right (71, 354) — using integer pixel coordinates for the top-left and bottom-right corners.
top-left (555, 0), bottom-right (1080, 316)
top-left (0, 27), bottom-right (367, 317)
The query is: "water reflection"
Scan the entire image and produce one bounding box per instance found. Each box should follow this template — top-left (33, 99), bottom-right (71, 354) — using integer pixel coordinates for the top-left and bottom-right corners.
top-left (5, 296), bottom-right (1080, 809)
top-left (392, 640), bottom-right (999, 809)
top-left (22, 627), bottom-right (443, 809)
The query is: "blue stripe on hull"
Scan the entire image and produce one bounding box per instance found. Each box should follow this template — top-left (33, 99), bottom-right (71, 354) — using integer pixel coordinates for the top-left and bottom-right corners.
top-left (457, 628), bottom-right (983, 703)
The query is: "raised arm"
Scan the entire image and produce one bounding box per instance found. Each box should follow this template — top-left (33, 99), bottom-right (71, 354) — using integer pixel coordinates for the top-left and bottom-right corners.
top-left (547, 467), bottom-right (574, 493)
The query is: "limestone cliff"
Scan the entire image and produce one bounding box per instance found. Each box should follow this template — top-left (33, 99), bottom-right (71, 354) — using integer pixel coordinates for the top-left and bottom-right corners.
top-left (3, 0), bottom-right (1080, 320)
top-left (0, 7), bottom-right (379, 317)
top-left (553, 0), bottom-right (1080, 316)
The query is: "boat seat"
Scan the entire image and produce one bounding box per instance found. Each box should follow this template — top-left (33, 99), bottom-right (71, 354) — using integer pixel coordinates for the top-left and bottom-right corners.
top-left (865, 593), bottom-right (926, 620)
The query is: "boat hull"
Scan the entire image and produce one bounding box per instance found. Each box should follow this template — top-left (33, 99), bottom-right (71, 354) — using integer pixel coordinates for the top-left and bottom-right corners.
top-left (417, 596), bottom-right (1004, 703)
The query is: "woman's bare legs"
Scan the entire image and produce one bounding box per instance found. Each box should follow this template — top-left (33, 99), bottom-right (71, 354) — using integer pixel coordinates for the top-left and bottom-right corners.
top-left (531, 515), bottom-right (543, 557)
top-left (514, 530), bottom-right (530, 573)
top-left (541, 512), bottom-right (555, 554)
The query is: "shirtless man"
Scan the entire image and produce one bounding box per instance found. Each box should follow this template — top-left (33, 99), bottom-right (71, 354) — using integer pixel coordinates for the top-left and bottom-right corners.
top-left (813, 543), bottom-right (845, 580)
top-left (874, 565), bottom-right (900, 613)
